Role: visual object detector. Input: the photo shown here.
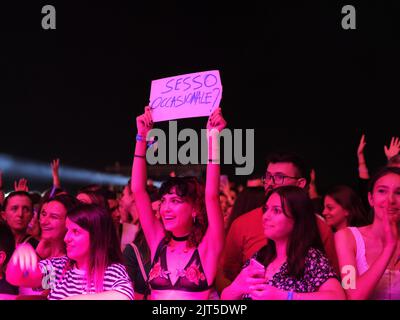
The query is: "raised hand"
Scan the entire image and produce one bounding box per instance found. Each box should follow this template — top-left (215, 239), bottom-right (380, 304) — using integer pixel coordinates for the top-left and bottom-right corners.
top-left (51, 158), bottom-right (61, 188)
top-left (357, 134), bottom-right (367, 156)
top-left (136, 106), bottom-right (154, 136)
top-left (384, 137), bottom-right (400, 160)
top-left (357, 134), bottom-right (369, 179)
top-left (14, 178), bottom-right (29, 192)
top-left (207, 107), bottom-right (227, 132)
top-left (381, 204), bottom-right (398, 251)
top-left (10, 243), bottom-right (38, 272)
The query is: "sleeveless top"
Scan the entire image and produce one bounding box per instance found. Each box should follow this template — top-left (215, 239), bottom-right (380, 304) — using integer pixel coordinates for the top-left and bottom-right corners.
top-left (148, 239), bottom-right (212, 292)
top-left (349, 227), bottom-right (400, 300)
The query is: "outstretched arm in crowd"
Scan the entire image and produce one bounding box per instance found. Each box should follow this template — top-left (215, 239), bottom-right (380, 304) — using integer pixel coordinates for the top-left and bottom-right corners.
top-left (384, 136), bottom-right (400, 162)
top-left (51, 158), bottom-right (61, 189)
top-left (14, 178), bottom-right (29, 192)
top-left (357, 134), bottom-right (369, 180)
top-left (198, 108), bottom-right (227, 284)
top-left (131, 106), bottom-right (164, 257)
top-left (6, 244), bottom-right (43, 289)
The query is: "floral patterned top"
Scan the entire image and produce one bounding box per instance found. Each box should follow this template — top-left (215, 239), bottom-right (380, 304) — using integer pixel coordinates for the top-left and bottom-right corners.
top-left (243, 247), bottom-right (337, 294)
top-left (148, 239), bottom-right (211, 292)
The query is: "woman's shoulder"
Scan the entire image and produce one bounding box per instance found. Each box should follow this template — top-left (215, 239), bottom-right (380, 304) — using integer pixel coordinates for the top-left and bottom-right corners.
top-left (334, 227), bottom-right (358, 249)
top-left (40, 255), bottom-right (69, 269)
top-left (105, 263), bottom-right (130, 277)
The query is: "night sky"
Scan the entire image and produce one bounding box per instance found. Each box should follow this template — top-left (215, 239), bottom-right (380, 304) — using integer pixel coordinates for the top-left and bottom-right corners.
top-left (0, 1), bottom-right (399, 193)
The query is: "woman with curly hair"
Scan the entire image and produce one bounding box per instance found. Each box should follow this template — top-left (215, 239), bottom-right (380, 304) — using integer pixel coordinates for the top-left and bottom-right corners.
top-left (131, 106), bottom-right (226, 300)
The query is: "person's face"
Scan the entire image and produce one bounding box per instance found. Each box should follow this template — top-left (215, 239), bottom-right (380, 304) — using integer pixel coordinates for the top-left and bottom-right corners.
top-left (159, 190), bottom-right (195, 236)
top-left (263, 162), bottom-right (306, 193)
top-left (64, 218), bottom-right (90, 265)
top-left (119, 186), bottom-right (138, 223)
top-left (262, 193), bottom-right (294, 241)
top-left (40, 201), bottom-right (67, 241)
top-left (322, 196), bottom-right (349, 230)
top-left (3, 195), bottom-right (33, 234)
top-left (368, 173), bottom-right (400, 224)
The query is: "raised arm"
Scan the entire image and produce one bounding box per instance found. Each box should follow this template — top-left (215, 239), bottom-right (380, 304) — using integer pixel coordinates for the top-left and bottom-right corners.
top-left (6, 243), bottom-right (43, 289)
top-left (384, 136), bottom-right (400, 161)
top-left (198, 108), bottom-right (227, 282)
top-left (14, 178), bottom-right (29, 192)
top-left (308, 169), bottom-right (320, 199)
top-left (334, 222), bottom-right (397, 300)
top-left (131, 106), bottom-right (164, 255)
top-left (51, 159), bottom-right (61, 188)
top-left (357, 134), bottom-right (370, 180)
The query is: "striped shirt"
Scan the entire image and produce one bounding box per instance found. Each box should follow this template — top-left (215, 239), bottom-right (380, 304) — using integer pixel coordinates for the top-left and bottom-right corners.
top-left (39, 256), bottom-right (134, 300)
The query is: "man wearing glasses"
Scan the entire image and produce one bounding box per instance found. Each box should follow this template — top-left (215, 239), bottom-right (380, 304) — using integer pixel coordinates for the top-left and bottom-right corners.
top-left (216, 151), bottom-right (338, 293)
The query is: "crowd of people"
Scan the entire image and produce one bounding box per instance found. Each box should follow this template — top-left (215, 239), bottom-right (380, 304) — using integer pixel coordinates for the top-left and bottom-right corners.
top-left (0, 108), bottom-right (399, 300)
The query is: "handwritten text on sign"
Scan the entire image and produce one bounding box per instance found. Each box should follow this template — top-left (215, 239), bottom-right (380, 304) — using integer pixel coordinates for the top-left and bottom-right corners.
top-left (149, 70), bottom-right (222, 122)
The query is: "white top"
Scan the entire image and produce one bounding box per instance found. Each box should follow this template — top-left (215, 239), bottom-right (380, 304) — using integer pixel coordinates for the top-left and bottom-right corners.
top-left (349, 227), bottom-right (400, 300)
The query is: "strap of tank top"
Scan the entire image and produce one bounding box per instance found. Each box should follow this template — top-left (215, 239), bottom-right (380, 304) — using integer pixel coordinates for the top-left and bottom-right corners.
top-left (348, 227), bottom-right (369, 274)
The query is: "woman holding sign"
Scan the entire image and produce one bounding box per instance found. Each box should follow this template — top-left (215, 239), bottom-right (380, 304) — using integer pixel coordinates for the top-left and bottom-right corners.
top-left (131, 106), bottom-right (226, 300)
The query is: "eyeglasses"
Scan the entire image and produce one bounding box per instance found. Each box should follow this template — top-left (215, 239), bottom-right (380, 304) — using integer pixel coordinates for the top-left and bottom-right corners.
top-left (261, 173), bottom-right (300, 185)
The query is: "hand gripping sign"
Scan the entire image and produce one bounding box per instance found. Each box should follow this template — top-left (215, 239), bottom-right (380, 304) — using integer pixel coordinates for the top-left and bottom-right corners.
top-left (149, 70), bottom-right (222, 122)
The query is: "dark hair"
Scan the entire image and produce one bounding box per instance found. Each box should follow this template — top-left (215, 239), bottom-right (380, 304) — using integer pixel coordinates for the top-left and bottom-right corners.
top-left (3, 191), bottom-right (33, 211)
top-left (41, 187), bottom-right (67, 200)
top-left (66, 204), bottom-right (122, 292)
top-left (76, 190), bottom-right (109, 211)
top-left (0, 222), bottom-right (15, 272)
top-left (44, 194), bottom-right (81, 213)
top-left (325, 185), bottom-right (369, 227)
top-left (368, 166), bottom-right (400, 193)
top-left (257, 186), bottom-right (324, 278)
top-left (226, 186), bottom-right (265, 232)
top-left (159, 176), bottom-right (207, 248)
top-left (29, 192), bottom-right (42, 206)
top-left (266, 151), bottom-right (310, 185)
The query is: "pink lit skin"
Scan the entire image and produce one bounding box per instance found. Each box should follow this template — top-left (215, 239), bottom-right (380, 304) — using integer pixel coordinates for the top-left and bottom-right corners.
top-left (159, 191), bottom-right (195, 237)
top-left (40, 201), bottom-right (67, 241)
top-left (64, 218), bottom-right (90, 270)
top-left (322, 196), bottom-right (349, 231)
top-left (368, 173), bottom-right (400, 224)
top-left (263, 193), bottom-right (294, 241)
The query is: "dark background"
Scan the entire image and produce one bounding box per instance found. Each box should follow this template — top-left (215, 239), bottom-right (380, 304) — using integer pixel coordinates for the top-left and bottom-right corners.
top-left (0, 1), bottom-right (399, 193)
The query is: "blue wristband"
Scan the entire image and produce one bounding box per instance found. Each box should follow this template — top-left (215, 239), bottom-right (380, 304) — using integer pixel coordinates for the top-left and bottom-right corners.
top-left (136, 134), bottom-right (145, 142)
top-left (287, 291), bottom-right (294, 300)
top-left (136, 134), bottom-right (156, 148)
